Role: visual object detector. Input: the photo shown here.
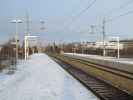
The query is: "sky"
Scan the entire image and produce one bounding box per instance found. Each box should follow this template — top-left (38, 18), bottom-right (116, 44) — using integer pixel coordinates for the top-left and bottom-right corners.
top-left (1, 0), bottom-right (133, 45)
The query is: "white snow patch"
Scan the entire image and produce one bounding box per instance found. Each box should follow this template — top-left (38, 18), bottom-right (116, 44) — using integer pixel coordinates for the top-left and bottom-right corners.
top-left (65, 53), bottom-right (133, 65)
top-left (0, 53), bottom-right (99, 100)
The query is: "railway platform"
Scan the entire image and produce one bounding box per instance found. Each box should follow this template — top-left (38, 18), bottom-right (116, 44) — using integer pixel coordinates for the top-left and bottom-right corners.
top-left (65, 53), bottom-right (133, 74)
top-left (0, 53), bottom-right (99, 100)
top-left (65, 53), bottom-right (133, 65)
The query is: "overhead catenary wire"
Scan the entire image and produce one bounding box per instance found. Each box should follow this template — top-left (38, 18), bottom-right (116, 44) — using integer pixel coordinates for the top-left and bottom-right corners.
top-left (106, 10), bottom-right (133, 23)
top-left (118, 0), bottom-right (133, 9)
top-left (105, 0), bottom-right (133, 17)
top-left (59, 0), bottom-right (133, 42)
top-left (70, 0), bottom-right (96, 22)
top-left (62, 0), bottom-right (97, 31)
top-left (70, 1), bottom-right (133, 36)
top-left (64, 0), bottom-right (133, 27)
top-left (70, 0), bottom-right (133, 34)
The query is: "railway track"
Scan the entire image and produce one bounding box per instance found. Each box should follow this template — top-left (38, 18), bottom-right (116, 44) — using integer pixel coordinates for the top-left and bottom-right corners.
top-left (50, 54), bottom-right (133, 100)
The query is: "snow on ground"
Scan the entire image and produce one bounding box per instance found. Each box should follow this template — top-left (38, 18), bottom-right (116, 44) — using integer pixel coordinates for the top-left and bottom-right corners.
top-left (0, 53), bottom-right (99, 100)
top-left (65, 53), bottom-right (133, 65)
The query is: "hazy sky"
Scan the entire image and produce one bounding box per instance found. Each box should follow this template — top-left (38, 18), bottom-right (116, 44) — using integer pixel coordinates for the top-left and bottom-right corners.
top-left (1, 0), bottom-right (133, 44)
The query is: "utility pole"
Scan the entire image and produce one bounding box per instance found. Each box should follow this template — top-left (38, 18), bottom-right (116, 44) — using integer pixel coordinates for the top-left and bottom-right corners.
top-left (117, 37), bottom-right (120, 59)
top-left (15, 21), bottom-right (18, 60)
top-left (11, 19), bottom-right (22, 61)
top-left (102, 18), bottom-right (106, 56)
top-left (25, 13), bottom-right (30, 60)
top-left (26, 12), bottom-right (30, 36)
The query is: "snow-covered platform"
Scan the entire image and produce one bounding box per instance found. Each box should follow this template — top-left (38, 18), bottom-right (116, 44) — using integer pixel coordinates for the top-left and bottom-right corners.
top-left (65, 53), bottom-right (133, 64)
top-left (65, 53), bottom-right (133, 73)
top-left (0, 53), bottom-right (99, 100)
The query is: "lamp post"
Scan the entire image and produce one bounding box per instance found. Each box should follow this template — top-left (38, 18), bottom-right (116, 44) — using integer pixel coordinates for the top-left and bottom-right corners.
top-left (11, 19), bottom-right (22, 60)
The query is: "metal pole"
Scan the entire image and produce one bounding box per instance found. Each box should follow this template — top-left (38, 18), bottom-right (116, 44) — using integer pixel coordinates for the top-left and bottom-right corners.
top-left (26, 38), bottom-right (29, 58)
top-left (24, 36), bottom-right (29, 60)
top-left (24, 36), bottom-right (27, 60)
top-left (102, 18), bottom-right (106, 56)
top-left (15, 21), bottom-right (18, 60)
top-left (82, 42), bottom-right (84, 54)
top-left (25, 12), bottom-right (30, 59)
top-left (11, 19), bottom-right (22, 61)
top-left (117, 37), bottom-right (120, 59)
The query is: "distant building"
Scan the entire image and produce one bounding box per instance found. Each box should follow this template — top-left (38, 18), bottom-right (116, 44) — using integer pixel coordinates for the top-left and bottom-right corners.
top-left (85, 41), bottom-right (123, 50)
top-left (120, 40), bottom-right (133, 49)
